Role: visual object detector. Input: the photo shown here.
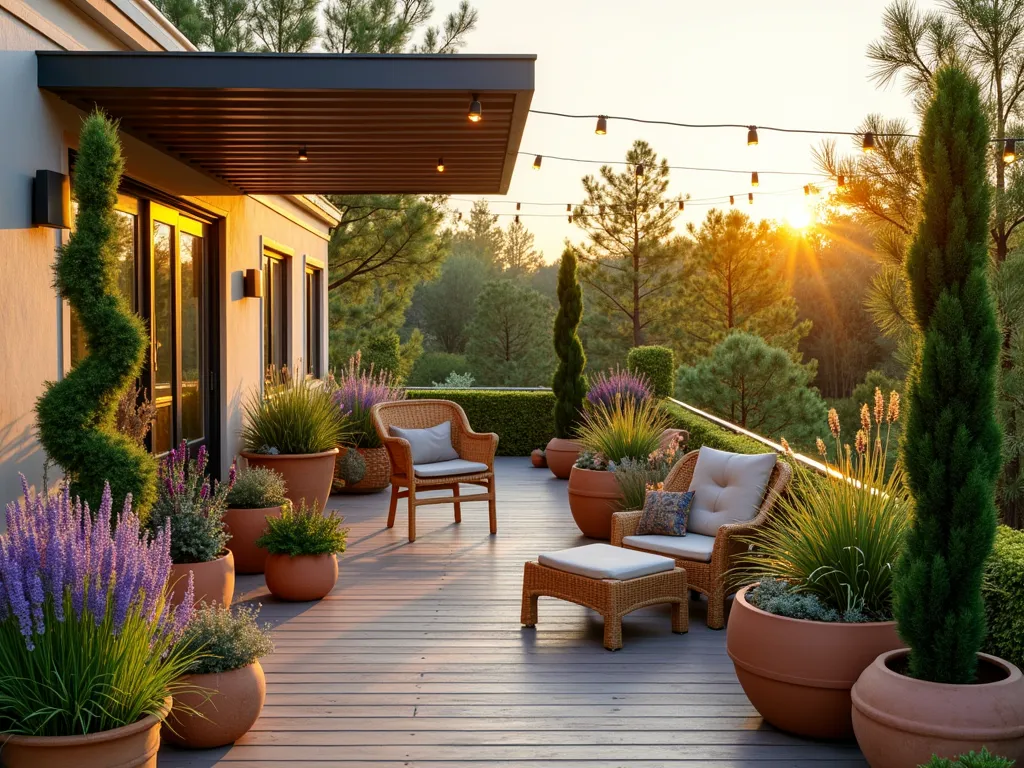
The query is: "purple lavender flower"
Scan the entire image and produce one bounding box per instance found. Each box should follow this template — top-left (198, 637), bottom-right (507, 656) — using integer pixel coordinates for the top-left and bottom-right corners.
top-left (586, 368), bottom-right (653, 409)
top-left (331, 354), bottom-right (406, 449)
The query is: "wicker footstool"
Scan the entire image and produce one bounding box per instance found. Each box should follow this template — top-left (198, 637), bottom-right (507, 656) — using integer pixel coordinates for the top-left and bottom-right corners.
top-left (521, 543), bottom-right (688, 651)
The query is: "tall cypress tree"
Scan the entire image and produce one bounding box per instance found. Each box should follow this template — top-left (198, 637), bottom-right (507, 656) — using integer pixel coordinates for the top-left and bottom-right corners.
top-left (895, 66), bottom-right (1003, 684)
top-left (552, 247), bottom-right (586, 439)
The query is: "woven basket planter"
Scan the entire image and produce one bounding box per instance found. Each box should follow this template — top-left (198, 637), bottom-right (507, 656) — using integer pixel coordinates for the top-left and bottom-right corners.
top-left (334, 446), bottom-right (391, 494)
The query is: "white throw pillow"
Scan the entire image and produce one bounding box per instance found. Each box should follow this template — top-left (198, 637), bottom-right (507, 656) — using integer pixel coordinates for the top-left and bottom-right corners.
top-left (391, 421), bottom-right (459, 464)
top-left (686, 446), bottom-right (776, 537)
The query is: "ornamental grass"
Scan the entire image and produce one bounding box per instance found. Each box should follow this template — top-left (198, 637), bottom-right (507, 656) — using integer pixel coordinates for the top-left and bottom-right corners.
top-left (576, 395), bottom-right (670, 467)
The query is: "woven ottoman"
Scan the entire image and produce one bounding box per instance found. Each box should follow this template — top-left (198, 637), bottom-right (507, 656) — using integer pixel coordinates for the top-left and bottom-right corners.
top-left (521, 543), bottom-right (688, 651)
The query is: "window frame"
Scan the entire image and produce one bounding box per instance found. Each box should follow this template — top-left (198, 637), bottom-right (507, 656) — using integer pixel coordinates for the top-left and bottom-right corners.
top-left (262, 246), bottom-right (290, 377)
top-left (304, 261), bottom-right (324, 379)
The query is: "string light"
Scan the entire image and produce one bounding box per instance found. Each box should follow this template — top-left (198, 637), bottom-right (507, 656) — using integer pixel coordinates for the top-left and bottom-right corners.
top-left (635, 163), bottom-right (645, 178)
top-left (862, 132), bottom-right (876, 153)
top-left (730, 195), bottom-right (735, 205)
top-left (297, 146), bottom-right (308, 162)
top-left (568, 215), bottom-right (573, 223)
top-left (468, 94), bottom-right (482, 123)
top-left (748, 192), bottom-right (754, 204)
top-left (533, 155), bottom-right (542, 170)
top-left (1004, 139), bottom-right (1017, 164)
top-left (595, 115), bottom-right (608, 135)
top-left (678, 199), bottom-right (685, 211)
top-left (747, 126), bottom-right (759, 146)
top-left (751, 171), bottom-right (759, 187)
top-left (437, 157), bottom-right (445, 173)
top-left (566, 203), bottom-right (571, 212)
top-left (515, 214), bottom-right (519, 223)
top-left (837, 174), bottom-right (846, 189)
top-left (804, 184), bottom-right (810, 196)
top-left (516, 202), bottom-right (521, 211)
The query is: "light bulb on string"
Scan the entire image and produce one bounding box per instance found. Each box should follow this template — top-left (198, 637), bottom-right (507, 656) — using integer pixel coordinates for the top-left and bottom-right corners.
top-left (748, 192), bottom-right (754, 204)
top-left (635, 163), bottom-right (645, 178)
top-left (566, 203), bottom-right (571, 212)
top-left (730, 195), bottom-right (735, 205)
top-left (516, 202), bottom-right (521, 211)
top-left (804, 185), bottom-right (811, 196)
top-left (437, 157), bottom-right (445, 173)
top-left (1004, 139), bottom-right (1017, 164)
top-left (595, 115), bottom-right (608, 135)
top-left (468, 94), bottom-right (482, 123)
top-left (747, 125), bottom-right (759, 146)
top-left (515, 215), bottom-right (519, 224)
top-left (837, 174), bottom-right (846, 189)
top-left (533, 155), bottom-right (542, 170)
top-left (568, 215), bottom-right (573, 223)
top-left (678, 199), bottom-right (684, 211)
top-left (862, 132), bottom-right (876, 153)
top-left (297, 146), bottom-right (309, 162)
top-left (751, 171), bottom-right (759, 187)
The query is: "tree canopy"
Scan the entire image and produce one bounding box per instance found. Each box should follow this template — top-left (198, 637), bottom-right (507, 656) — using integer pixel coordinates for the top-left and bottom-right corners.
top-left (465, 280), bottom-right (555, 386)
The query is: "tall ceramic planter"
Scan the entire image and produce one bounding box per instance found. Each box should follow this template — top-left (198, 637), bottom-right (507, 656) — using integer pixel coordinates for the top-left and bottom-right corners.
top-left (241, 449), bottom-right (339, 512)
top-left (546, 438), bottom-right (582, 480)
top-left (265, 553), bottom-right (339, 602)
top-left (168, 550), bottom-right (235, 608)
top-left (223, 506), bottom-right (284, 574)
top-left (727, 585), bottom-right (903, 739)
top-left (162, 663), bottom-right (266, 749)
top-left (852, 649), bottom-right (1024, 767)
top-left (334, 446), bottom-right (390, 493)
top-left (0, 698), bottom-right (169, 768)
top-left (567, 465), bottom-right (623, 539)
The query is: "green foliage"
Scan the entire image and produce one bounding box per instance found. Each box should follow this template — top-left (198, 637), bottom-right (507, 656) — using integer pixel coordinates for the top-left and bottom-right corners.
top-left (613, 435), bottom-right (686, 510)
top-left (627, 346), bottom-right (675, 397)
top-left (920, 748), bottom-right (1016, 768)
top-left (407, 352), bottom-right (470, 386)
top-left (497, 217), bottom-right (543, 275)
top-left (435, 371), bottom-right (475, 388)
top-left (466, 280), bottom-right (556, 386)
top-left (361, 330), bottom-right (401, 377)
top-left (552, 248), bottom-right (587, 439)
top-left (993, 250), bottom-right (1024, 526)
top-left (336, 447), bottom-right (366, 486)
top-left (896, 66), bottom-right (1003, 684)
top-left (242, 368), bottom-right (351, 455)
top-left (226, 466), bottom-right (288, 510)
top-left (747, 578), bottom-right (870, 623)
top-left (983, 526), bottom-right (1024, 669)
top-left (409, 252), bottom-right (491, 354)
top-left (323, 0), bottom-right (478, 54)
top-left (35, 111), bottom-right (157, 518)
top-left (250, 0), bottom-right (319, 51)
top-left (255, 502), bottom-right (348, 557)
top-left (178, 604), bottom-right (274, 675)
top-left (577, 397), bottom-right (670, 465)
top-left (676, 331), bottom-right (828, 449)
top-left (660, 400), bottom-right (768, 455)
top-left (407, 389), bottom-right (554, 456)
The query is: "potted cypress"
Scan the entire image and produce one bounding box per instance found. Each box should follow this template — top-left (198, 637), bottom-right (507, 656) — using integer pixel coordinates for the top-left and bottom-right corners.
top-left (851, 66), bottom-right (1024, 766)
top-left (224, 464), bottom-right (289, 574)
top-left (257, 502), bottom-right (348, 602)
top-left (546, 247), bottom-right (587, 479)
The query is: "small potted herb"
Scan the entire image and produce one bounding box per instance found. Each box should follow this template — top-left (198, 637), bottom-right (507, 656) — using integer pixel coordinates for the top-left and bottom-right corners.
top-left (256, 502), bottom-right (347, 602)
top-left (163, 604), bottom-right (275, 749)
top-left (224, 465), bottom-right (289, 574)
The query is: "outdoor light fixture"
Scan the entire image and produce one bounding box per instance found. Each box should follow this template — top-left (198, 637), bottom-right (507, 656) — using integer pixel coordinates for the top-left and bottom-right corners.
top-left (804, 184), bottom-right (811, 196)
top-left (468, 94), bottom-right (482, 122)
top-left (32, 170), bottom-right (71, 229)
top-left (862, 132), bottom-right (876, 153)
top-left (533, 155), bottom-right (542, 170)
top-left (595, 115), bottom-right (608, 135)
top-left (566, 203), bottom-right (571, 212)
top-left (243, 268), bottom-right (262, 299)
top-left (730, 195), bottom-right (735, 205)
top-left (748, 192), bottom-right (754, 204)
top-left (751, 171), bottom-right (759, 187)
top-left (515, 215), bottom-right (520, 223)
top-left (747, 125), bottom-right (759, 146)
top-left (297, 146), bottom-right (309, 162)
top-left (517, 202), bottom-right (521, 211)
top-left (437, 157), bottom-right (445, 173)
top-left (635, 163), bottom-right (645, 178)
top-left (838, 174), bottom-right (846, 189)
top-left (568, 215), bottom-right (573, 223)
top-left (1004, 139), bottom-right (1017, 164)
top-left (678, 199), bottom-right (684, 211)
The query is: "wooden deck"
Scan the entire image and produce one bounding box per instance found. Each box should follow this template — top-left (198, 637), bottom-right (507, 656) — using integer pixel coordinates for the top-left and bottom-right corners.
top-left (160, 458), bottom-right (866, 767)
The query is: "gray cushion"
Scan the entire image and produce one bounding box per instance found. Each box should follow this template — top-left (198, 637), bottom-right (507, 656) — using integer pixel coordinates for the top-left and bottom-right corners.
top-left (686, 446), bottom-right (776, 537)
top-left (538, 543), bottom-right (674, 580)
top-left (392, 421), bottom-right (459, 464)
top-left (622, 533), bottom-right (716, 563)
top-left (413, 459), bottom-right (489, 478)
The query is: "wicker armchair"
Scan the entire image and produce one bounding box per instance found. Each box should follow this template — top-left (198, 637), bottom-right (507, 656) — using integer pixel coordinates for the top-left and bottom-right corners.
top-left (371, 399), bottom-right (498, 542)
top-left (610, 450), bottom-right (791, 629)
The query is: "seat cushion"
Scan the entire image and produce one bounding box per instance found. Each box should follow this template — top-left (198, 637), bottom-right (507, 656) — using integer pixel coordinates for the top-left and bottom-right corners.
top-left (637, 490), bottom-right (695, 536)
top-left (392, 421), bottom-right (459, 464)
top-left (622, 533), bottom-right (716, 563)
top-left (538, 543), bottom-right (674, 580)
top-left (413, 459), bottom-right (489, 478)
top-left (686, 446), bottom-right (776, 537)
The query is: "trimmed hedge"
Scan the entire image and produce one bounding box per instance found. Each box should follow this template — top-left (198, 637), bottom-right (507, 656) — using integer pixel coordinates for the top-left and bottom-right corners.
top-left (660, 400), bottom-right (770, 455)
top-left (628, 346), bottom-right (675, 397)
top-left (407, 389), bottom-right (555, 456)
top-left (983, 526), bottom-right (1024, 670)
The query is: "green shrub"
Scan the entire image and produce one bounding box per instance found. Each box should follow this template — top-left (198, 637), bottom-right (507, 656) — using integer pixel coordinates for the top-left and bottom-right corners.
top-left (983, 526), bottom-right (1024, 669)
top-left (407, 389), bottom-right (555, 455)
top-left (177, 604), bottom-right (275, 675)
top-left (361, 330), bottom-right (401, 376)
top-left (226, 465), bottom-right (288, 510)
top-left (660, 400), bottom-right (767, 455)
top-left (627, 346), bottom-right (675, 397)
top-left (255, 502), bottom-right (347, 557)
top-left (407, 352), bottom-right (470, 386)
top-left (920, 748), bottom-right (1015, 767)
top-left (747, 578), bottom-right (868, 623)
top-left (35, 110), bottom-right (157, 518)
top-left (552, 247), bottom-right (587, 439)
top-left (242, 367), bottom-right (350, 455)
top-left (577, 397), bottom-right (670, 465)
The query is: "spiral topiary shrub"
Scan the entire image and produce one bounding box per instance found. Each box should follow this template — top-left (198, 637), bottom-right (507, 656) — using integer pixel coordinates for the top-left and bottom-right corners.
top-left (35, 111), bottom-right (156, 517)
top-left (627, 345), bottom-right (675, 397)
top-left (552, 247), bottom-right (586, 439)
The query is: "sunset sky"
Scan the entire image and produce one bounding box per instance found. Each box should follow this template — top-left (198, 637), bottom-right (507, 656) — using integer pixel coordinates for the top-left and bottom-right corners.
top-left (449, 0), bottom-right (935, 261)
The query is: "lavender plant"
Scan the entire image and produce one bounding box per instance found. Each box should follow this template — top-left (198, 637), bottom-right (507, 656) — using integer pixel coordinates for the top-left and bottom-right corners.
top-left (0, 479), bottom-right (199, 736)
top-left (331, 352), bottom-right (405, 449)
top-left (585, 367), bottom-right (653, 409)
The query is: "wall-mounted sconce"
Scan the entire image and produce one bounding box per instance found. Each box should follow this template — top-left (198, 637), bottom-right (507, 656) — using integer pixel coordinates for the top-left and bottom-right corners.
top-left (243, 268), bottom-right (262, 298)
top-left (33, 170), bottom-right (70, 229)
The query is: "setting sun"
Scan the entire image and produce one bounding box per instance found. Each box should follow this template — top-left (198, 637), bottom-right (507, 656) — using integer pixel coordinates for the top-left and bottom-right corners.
top-left (784, 204), bottom-right (814, 230)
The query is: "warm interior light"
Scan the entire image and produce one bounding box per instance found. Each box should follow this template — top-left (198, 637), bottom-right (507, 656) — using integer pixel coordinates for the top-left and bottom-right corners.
top-left (297, 146), bottom-right (309, 162)
top-left (747, 125), bottom-right (759, 146)
top-left (533, 155), bottom-right (542, 170)
top-left (751, 171), bottom-right (759, 187)
top-left (635, 163), bottom-right (645, 178)
top-left (1004, 139), bottom-right (1017, 164)
top-left (595, 115), bottom-right (608, 135)
top-left (437, 157), bottom-right (445, 173)
top-left (862, 131), bottom-right (876, 153)
top-left (468, 94), bottom-right (482, 123)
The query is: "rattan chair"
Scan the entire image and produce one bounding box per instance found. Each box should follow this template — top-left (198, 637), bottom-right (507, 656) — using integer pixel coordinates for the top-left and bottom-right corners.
top-left (371, 399), bottom-right (498, 542)
top-left (610, 450), bottom-right (791, 629)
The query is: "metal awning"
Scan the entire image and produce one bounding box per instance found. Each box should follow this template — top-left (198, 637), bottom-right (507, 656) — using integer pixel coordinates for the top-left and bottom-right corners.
top-left (37, 51), bottom-right (535, 195)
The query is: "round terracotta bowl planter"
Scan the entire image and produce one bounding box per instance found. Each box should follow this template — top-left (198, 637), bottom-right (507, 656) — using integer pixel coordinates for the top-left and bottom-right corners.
top-left (531, 449), bottom-right (547, 468)
top-left (726, 585), bottom-right (902, 740)
top-left (168, 550), bottom-right (235, 608)
top-left (265, 553), bottom-right (339, 601)
top-left (0, 697), bottom-right (169, 768)
top-left (852, 649), bottom-right (1024, 767)
top-left (241, 449), bottom-right (339, 512)
top-left (567, 466), bottom-right (623, 540)
top-left (545, 438), bottom-right (582, 480)
top-left (162, 663), bottom-right (266, 749)
top-left (223, 506), bottom-right (284, 574)
top-left (334, 446), bottom-right (390, 494)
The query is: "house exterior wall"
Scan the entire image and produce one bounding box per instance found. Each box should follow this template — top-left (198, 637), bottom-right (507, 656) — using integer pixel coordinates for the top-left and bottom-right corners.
top-left (0, 0), bottom-right (334, 511)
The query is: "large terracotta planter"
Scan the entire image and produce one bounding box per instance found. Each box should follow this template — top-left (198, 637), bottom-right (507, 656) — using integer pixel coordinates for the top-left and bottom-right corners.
top-left (727, 585), bottom-right (903, 739)
top-left (168, 550), bottom-right (235, 608)
top-left (334, 446), bottom-right (390, 494)
top-left (223, 506), bottom-right (284, 574)
top-left (162, 663), bottom-right (266, 749)
top-left (852, 649), bottom-right (1024, 767)
top-left (0, 698), bottom-right (169, 768)
top-left (567, 465), bottom-right (623, 539)
top-left (546, 438), bottom-right (582, 480)
top-left (241, 448), bottom-right (338, 512)
top-left (265, 552), bottom-right (339, 601)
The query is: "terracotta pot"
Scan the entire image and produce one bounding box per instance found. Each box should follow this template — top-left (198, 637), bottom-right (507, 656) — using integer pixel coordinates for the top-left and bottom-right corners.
top-left (265, 552), bottom-right (339, 601)
top-left (223, 506), bottom-right (284, 574)
top-left (241, 449), bottom-right (339, 512)
top-left (545, 438), bottom-right (582, 480)
top-left (852, 649), bottom-right (1024, 767)
top-left (334, 446), bottom-right (390, 494)
top-left (727, 585), bottom-right (903, 739)
top-left (162, 663), bottom-right (266, 749)
top-left (531, 449), bottom-right (547, 468)
top-left (168, 550), bottom-right (235, 608)
top-left (0, 698), bottom-right (169, 768)
top-left (567, 465), bottom-right (623, 539)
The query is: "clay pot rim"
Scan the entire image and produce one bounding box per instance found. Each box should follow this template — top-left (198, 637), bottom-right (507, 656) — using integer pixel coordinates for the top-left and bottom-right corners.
top-left (172, 550), bottom-right (234, 567)
top-left (546, 438), bottom-right (582, 448)
top-left (225, 503), bottom-right (285, 512)
top-left (736, 584), bottom-right (899, 630)
top-left (240, 448), bottom-right (339, 460)
top-left (871, 648), bottom-right (1023, 691)
top-left (0, 697), bottom-right (171, 747)
top-left (180, 660), bottom-right (262, 682)
top-left (266, 551), bottom-right (340, 561)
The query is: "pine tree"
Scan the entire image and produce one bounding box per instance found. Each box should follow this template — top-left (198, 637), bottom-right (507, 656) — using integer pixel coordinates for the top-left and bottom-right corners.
top-left (199, 0), bottom-right (253, 50)
top-left (250, 0), bottom-right (319, 52)
top-left (151, 0), bottom-right (205, 43)
top-left (497, 218), bottom-right (543, 276)
top-left (895, 66), bottom-right (1003, 684)
top-left (465, 281), bottom-right (555, 386)
top-left (323, 0), bottom-right (477, 54)
top-left (552, 248), bottom-right (586, 440)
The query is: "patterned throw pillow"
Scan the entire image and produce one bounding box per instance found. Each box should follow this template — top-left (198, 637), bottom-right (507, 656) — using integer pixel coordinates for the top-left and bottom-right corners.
top-left (636, 490), bottom-right (695, 536)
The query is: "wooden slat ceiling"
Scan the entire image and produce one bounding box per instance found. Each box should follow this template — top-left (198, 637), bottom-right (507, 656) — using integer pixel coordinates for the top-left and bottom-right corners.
top-left (37, 53), bottom-right (535, 195)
